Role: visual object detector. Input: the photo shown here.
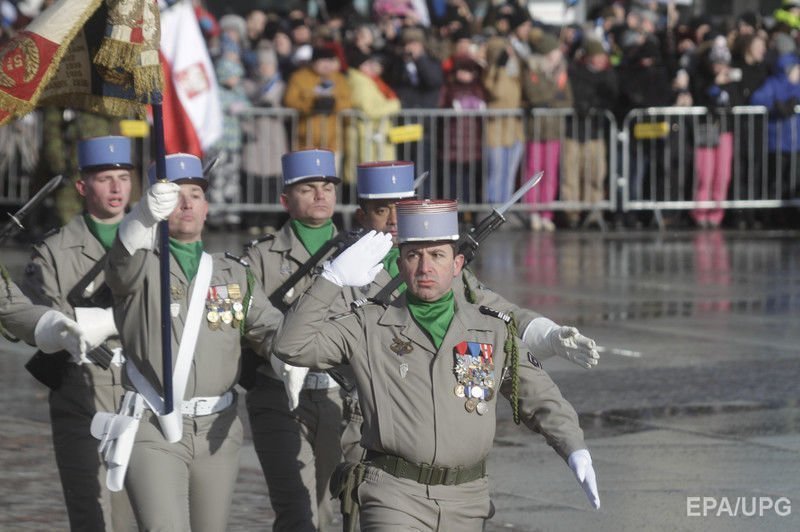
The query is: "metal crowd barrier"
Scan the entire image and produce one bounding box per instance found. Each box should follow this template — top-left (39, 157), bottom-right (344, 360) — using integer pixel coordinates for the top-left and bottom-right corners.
top-left (234, 107), bottom-right (618, 220)
top-left (620, 105), bottom-right (800, 226)
top-left (2, 105), bottom-right (797, 229)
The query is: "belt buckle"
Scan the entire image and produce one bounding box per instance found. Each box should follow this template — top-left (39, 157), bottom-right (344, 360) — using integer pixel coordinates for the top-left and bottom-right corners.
top-left (192, 398), bottom-right (210, 416)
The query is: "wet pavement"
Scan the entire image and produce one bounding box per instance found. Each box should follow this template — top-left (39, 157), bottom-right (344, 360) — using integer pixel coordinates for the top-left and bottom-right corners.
top-left (1, 228), bottom-right (799, 531)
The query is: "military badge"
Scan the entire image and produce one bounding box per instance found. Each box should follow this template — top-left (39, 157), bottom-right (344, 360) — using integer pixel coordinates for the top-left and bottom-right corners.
top-left (453, 341), bottom-right (495, 416)
top-left (390, 337), bottom-right (413, 355)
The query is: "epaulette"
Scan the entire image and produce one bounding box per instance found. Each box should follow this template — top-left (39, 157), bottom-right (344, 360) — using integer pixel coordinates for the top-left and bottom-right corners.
top-left (328, 298), bottom-right (380, 321)
top-left (479, 305), bottom-right (512, 324)
top-left (33, 226), bottom-right (60, 245)
top-left (244, 234), bottom-right (275, 249)
top-left (224, 252), bottom-right (250, 268)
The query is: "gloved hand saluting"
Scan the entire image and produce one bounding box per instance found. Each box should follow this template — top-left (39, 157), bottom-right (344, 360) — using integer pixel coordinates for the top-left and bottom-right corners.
top-left (322, 230), bottom-right (393, 287)
top-left (522, 317), bottom-right (599, 369)
top-left (118, 181), bottom-right (180, 254)
top-left (568, 449), bottom-right (600, 509)
top-left (34, 310), bottom-right (91, 364)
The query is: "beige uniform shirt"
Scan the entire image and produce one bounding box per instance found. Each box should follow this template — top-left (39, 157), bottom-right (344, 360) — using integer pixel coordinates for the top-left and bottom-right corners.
top-left (275, 277), bottom-right (586, 468)
top-left (106, 238), bottom-right (282, 398)
top-left (0, 276), bottom-right (47, 345)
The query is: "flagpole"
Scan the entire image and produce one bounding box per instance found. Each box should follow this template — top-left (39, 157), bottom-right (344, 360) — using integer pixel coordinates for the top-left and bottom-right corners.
top-left (151, 95), bottom-right (174, 415)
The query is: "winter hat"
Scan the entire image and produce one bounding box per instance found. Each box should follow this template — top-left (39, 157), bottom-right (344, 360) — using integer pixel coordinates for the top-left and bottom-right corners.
top-left (216, 58), bottom-right (244, 82)
top-left (530, 28), bottom-right (559, 54)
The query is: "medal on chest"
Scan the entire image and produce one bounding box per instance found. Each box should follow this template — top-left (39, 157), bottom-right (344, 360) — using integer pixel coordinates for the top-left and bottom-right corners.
top-left (453, 341), bottom-right (495, 416)
top-left (206, 284), bottom-right (245, 330)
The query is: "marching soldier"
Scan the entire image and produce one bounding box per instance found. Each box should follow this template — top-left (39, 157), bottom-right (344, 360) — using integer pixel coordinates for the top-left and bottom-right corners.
top-left (103, 153), bottom-right (282, 531)
top-left (22, 136), bottom-right (137, 531)
top-left (338, 162), bottom-right (600, 463)
top-left (274, 201), bottom-right (600, 530)
top-left (242, 148), bottom-right (344, 531)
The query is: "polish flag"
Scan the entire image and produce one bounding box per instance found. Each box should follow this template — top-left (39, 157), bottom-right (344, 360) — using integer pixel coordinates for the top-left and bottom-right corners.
top-left (158, 0), bottom-right (221, 156)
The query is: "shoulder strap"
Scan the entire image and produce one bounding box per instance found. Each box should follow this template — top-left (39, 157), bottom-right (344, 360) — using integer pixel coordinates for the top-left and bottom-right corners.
top-left (126, 252), bottom-right (214, 414)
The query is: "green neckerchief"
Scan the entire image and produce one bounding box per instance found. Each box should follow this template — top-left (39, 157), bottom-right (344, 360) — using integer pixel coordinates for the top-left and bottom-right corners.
top-left (407, 289), bottom-right (455, 350)
top-left (169, 238), bottom-right (203, 282)
top-left (84, 213), bottom-right (121, 250)
top-left (382, 247), bottom-right (407, 294)
top-left (291, 219), bottom-right (334, 256)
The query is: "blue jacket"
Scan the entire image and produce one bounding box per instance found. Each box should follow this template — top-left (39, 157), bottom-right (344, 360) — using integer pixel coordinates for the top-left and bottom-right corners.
top-left (751, 53), bottom-right (800, 152)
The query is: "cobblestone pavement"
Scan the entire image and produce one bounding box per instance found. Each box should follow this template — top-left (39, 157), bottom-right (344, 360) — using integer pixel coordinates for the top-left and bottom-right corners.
top-left (2, 228), bottom-right (799, 531)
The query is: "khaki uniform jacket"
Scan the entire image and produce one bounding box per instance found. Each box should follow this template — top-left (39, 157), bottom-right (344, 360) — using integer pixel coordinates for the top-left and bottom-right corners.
top-left (244, 222), bottom-right (343, 375)
top-left (0, 277), bottom-right (47, 345)
top-left (24, 216), bottom-right (109, 319)
top-left (23, 216), bottom-right (122, 381)
top-left (106, 238), bottom-right (282, 398)
top-left (275, 277), bottom-right (586, 468)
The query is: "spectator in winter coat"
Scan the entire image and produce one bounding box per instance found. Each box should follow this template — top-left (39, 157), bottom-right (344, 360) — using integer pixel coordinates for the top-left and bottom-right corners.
top-left (345, 50), bottom-right (401, 181)
top-left (241, 46), bottom-right (287, 234)
top-left (438, 54), bottom-right (487, 204)
top-left (562, 38), bottom-right (618, 228)
top-left (689, 36), bottom-right (747, 228)
top-left (522, 29), bottom-right (572, 231)
top-left (751, 53), bottom-right (800, 201)
top-left (208, 57), bottom-right (250, 228)
top-left (284, 45), bottom-right (352, 157)
top-left (483, 33), bottom-right (525, 204)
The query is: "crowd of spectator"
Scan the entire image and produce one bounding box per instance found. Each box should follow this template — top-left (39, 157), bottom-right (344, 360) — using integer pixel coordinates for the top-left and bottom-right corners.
top-left (3, 0), bottom-right (800, 232)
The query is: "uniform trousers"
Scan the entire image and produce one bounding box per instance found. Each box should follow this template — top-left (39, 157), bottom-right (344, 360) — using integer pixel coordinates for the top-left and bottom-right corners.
top-left (357, 466), bottom-right (493, 532)
top-left (50, 363), bottom-right (136, 531)
top-left (125, 401), bottom-right (243, 532)
top-left (340, 390), bottom-right (365, 465)
top-left (246, 374), bottom-right (342, 531)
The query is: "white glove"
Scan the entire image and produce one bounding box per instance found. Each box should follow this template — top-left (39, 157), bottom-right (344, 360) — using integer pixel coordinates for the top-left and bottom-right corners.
top-left (74, 307), bottom-right (118, 348)
top-left (321, 230), bottom-right (393, 287)
top-left (118, 181), bottom-right (180, 254)
top-left (34, 310), bottom-right (91, 364)
top-left (522, 318), bottom-right (599, 369)
top-left (270, 355), bottom-right (309, 411)
top-left (568, 449), bottom-right (600, 509)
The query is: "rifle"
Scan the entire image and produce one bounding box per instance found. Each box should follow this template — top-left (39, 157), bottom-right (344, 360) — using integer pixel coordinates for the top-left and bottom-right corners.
top-left (0, 174), bottom-right (63, 244)
top-left (367, 171), bottom-right (544, 307)
top-left (238, 227), bottom-right (365, 391)
top-left (268, 227), bottom-right (365, 312)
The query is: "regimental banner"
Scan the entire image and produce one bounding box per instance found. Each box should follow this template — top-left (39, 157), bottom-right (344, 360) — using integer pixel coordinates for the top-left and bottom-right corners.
top-left (0, 0), bottom-right (162, 126)
top-left (0, 0), bottom-right (103, 124)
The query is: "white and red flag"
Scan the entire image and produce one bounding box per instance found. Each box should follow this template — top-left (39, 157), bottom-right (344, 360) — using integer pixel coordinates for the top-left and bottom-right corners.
top-left (158, 0), bottom-right (221, 157)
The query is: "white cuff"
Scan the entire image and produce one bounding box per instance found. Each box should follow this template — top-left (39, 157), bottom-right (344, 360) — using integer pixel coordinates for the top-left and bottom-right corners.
top-left (118, 203), bottom-right (158, 255)
top-left (521, 317), bottom-right (559, 356)
top-left (34, 310), bottom-right (66, 353)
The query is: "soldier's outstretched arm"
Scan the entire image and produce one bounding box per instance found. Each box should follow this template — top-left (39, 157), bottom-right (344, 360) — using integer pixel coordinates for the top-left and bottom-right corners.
top-left (465, 270), bottom-right (599, 368)
top-left (501, 347), bottom-right (600, 509)
top-left (274, 231), bottom-right (392, 369)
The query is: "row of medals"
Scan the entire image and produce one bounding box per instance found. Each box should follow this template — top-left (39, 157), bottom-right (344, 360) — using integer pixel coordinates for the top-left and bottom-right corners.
top-left (454, 358), bottom-right (495, 415)
top-left (207, 286), bottom-right (244, 329)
